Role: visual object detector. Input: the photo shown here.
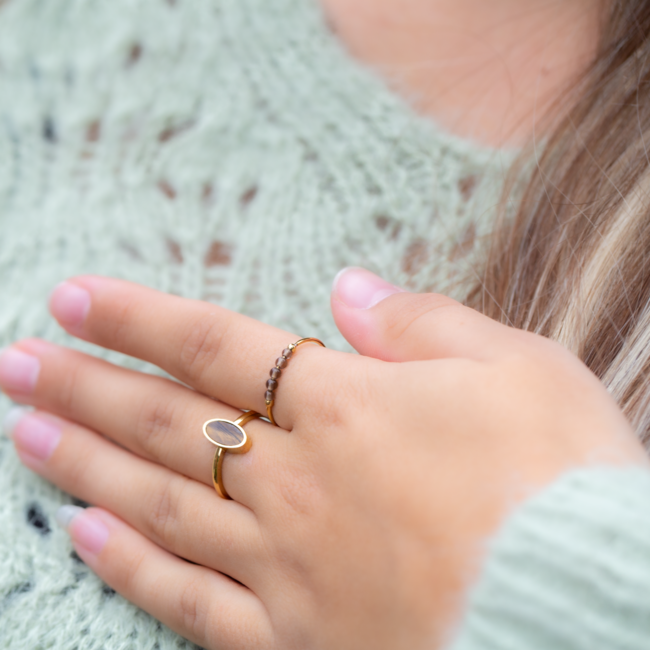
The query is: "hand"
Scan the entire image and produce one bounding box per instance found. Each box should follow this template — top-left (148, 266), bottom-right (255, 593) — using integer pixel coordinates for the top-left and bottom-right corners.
top-left (0, 268), bottom-right (646, 650)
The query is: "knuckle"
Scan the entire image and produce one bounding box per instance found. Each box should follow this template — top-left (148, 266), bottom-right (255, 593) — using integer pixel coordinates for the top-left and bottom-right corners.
top-left (143, 474), bottom-right (187, 548)
top-left (348, 359), bottom-right (381, 406)
top-left (301, 355), bottom-right (368, 429)
top-left (275, 457), bottom-right (324, 520)
top-left (382, 293), bottom-right (461, 342)
top-left (134, 385), bottom-right (179, 458)
top-left (62, 442), bottom-right (96, 491)
top-left (177, 313), bottom-right (227, 383)
top-left (119, 548), bottom-right (148, 597)
top-left (101, 293), bottom-right (141, 350)
top-left (54, 357), bottom-right (85, 416)
top-left (177, 576), bottom-right (210, 642)
top-left (331, 358), bottom-right (380, 424)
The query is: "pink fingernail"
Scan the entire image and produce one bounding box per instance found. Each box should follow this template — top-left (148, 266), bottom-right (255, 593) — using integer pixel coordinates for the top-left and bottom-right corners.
top-left (333, 267), bottom-right (404, 309)
top-left (11, 413), bottom-right (61, 461)
top-left (0, 348), bottom-right (41, 393)
top-left (57, 506), bottom-right (109, 555)
top-left (70, 512), bottom-right (110, 555)
top-left (49, 282), bottom-right (91, 327)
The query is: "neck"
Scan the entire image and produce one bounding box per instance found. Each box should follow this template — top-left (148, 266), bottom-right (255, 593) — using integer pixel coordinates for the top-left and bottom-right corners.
top-left (321, 0), bottom-right (602, 147)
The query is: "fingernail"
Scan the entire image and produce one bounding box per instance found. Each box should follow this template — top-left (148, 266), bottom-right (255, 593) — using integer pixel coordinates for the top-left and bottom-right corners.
top-left (2, 405), bottom-right (32, 438)
top-left (49, 282), bottom-right (91, 327)
top-left (332, 267), bottom-right (404, 309)
top-left (56, 505), bottom-right (84, 529)
top-left (60, 508), bottom-right (109, 555)
top-left (11, 413), bottom-right (62, 461)
top-left (0, 348), bottom-right (41, 393)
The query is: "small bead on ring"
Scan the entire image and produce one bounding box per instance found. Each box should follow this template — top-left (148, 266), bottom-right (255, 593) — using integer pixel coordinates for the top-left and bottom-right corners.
top-left (265, 338), bottom-right (326, 426)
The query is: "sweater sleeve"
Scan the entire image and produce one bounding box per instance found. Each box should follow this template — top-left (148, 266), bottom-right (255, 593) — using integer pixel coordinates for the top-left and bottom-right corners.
top-left (448, 466), bottom-right (650, 650)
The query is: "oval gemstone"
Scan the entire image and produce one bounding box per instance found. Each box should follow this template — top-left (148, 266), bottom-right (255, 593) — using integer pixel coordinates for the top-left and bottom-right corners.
top-left (205, 420), bottom-right (245, 449)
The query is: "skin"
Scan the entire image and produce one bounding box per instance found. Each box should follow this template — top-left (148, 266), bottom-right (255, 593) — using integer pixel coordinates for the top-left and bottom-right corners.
top-left (0, 2), bottom-right (638, 648)
top-left (1, 270), bottom-right (647, 649)
top-left (321, 0), bottom-right (603, 145)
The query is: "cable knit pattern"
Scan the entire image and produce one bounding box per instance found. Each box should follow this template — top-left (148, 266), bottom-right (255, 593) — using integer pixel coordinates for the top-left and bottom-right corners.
top-left (450, 468), bottom-right (650, 650)
top-left (1, 1), bottom-right (649, 649)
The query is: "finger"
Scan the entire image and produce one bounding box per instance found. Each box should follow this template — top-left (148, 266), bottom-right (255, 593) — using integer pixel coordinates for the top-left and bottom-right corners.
top-left (7, 408), bottom-right (265, 585)
top-left (57, 506), bottom-right (274, 649)
top-left (48, 276), bottom-right (331, 428)
top-left (331, 267), bottom-right (531, 362)
top-left (2, 338), bottom-right (284, 496)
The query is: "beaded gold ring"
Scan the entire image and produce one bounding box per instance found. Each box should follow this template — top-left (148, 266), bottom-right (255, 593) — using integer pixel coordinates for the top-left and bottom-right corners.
top-left (265, 337), bottom-right (326, 426)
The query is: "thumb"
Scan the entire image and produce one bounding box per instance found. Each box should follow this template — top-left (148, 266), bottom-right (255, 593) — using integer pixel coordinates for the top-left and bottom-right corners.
top-left (331, 267), bottom-right (517, 362)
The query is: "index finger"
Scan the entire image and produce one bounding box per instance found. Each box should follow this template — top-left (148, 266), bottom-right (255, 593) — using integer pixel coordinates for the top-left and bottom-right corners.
top-left (48, 276), bottom-right (331, 428)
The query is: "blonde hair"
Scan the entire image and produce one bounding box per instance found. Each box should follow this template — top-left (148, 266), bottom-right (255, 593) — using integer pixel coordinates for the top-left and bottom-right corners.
top-left (468, 0), bottom-right (650, 446)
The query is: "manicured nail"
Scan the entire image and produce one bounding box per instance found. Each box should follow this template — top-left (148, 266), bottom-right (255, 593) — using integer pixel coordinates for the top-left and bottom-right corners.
top-left (11, 413), bottom-right (62, 461)
top-left (2, 405), bottom-right (32, 438)
top-left (56, 505), bottom-right (83, 529)
top-left (333, 267), bottom-right (404, 309)
top-left (0, 348), bottom-right (41, 393)
top-left (49, 281), bottom-right (91, 327)
top-left (57, 507), bottom-right (109, 555)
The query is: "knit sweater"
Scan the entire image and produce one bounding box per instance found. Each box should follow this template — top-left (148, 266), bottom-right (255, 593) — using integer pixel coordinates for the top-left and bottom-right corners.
top-left (0, 1), bottom-right (649, 648)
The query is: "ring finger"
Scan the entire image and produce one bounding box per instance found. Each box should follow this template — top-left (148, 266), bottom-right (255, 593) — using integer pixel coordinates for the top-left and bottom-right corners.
top-left (6, 406), bottom-right (267, 588)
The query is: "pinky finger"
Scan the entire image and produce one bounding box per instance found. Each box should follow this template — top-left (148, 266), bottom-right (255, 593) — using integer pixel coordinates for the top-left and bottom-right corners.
top-left (56, 506), bottom-right (274, 650)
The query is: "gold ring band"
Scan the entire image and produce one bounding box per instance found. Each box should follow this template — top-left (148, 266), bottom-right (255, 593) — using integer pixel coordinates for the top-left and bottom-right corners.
top-left (203, 411), bottom-right (262, 499)
top-left (264, 337), bottom-right (326, 426)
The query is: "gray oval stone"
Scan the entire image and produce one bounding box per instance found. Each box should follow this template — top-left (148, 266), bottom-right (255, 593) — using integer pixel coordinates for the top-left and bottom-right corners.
top-left (205, 420), bottom-right (245, 449)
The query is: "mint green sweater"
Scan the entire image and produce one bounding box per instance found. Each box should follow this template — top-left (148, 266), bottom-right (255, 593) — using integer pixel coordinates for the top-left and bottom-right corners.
top-left (0, 1), bottom-right (649, 648)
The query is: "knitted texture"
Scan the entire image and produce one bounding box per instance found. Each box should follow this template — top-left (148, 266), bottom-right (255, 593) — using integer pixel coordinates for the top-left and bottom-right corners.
top-left (3, 1), bottom-right (647, 650)
top-left (449, 467), bottom-right (650, 650)
top-left (0, 0), bottom-right (505, 646)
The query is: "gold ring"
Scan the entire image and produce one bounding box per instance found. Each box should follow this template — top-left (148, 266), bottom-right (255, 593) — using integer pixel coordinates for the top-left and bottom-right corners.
top-left (203, 411), bottom-right (262, 499)
top-left (264, 337), bottom-right (326, 426)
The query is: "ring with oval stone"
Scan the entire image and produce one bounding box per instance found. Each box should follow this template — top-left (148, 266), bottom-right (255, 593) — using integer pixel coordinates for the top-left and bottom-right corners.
top-left (203, 411), bottom-right (263, 499)
top-left (265, 337), bottom-right (326, 426)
